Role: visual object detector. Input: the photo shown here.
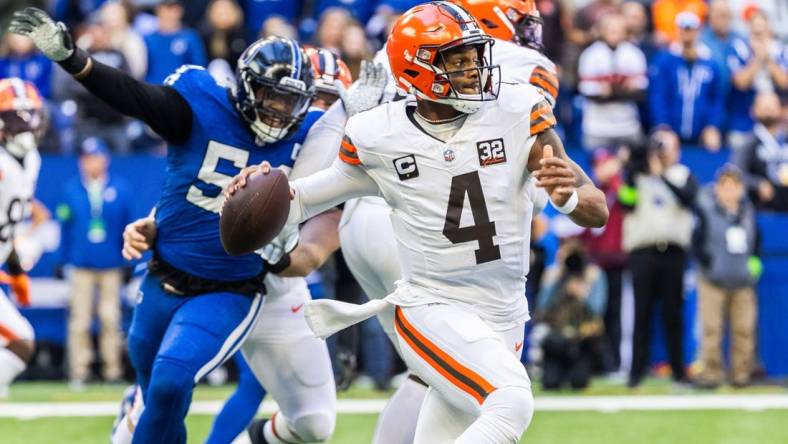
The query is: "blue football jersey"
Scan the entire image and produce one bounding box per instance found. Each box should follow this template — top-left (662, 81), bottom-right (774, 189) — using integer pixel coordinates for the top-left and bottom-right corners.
top-left (153, 65), bottom-right (323, 281)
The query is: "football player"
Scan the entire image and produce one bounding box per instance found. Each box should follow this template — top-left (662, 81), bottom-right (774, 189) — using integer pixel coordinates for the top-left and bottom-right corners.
top-left (0, 78), bottom-right (45, 399)
top-left (230, 2), bottom-right (607, 443)
top-left (9, 8), bottom-right (338, 444)
top-left (202, 48), bottom-right (354, 444)
top-left (291, 1), bottom-right (560, 442)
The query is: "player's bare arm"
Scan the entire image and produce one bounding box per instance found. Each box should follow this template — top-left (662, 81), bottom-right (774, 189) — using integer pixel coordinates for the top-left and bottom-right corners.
top-left (529, 128), bottom-right (608, 228)
top-left (278, 208), bottom-right (341, 277)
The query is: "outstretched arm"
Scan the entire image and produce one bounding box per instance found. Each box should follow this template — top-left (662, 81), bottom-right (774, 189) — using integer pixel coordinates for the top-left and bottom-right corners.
top-left (529, 128), bottom-right (609, 228)
top-left (9, 7), bottom-right (192, 145)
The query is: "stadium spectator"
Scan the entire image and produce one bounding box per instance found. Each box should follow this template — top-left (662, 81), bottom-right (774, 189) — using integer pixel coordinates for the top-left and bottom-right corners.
top-left (199, 0), bottom-right (247, 70)
top-left (55, 20), bottom-right (133, 152)
top-left (100, 0), bottom-right (148, 80)
top-left (693, 164), bottom-right (760, 388)
top-left (536, 238), bottom-right (608, 390)
top-left (239, 0), bottom-right (302, 40)
top-left (700, 0), bottom-right (738, 92)
top-left (143, 0), bottom-right (208, 84)
top-left (620, 131), bottom-right (698, 387)
top-left (651, 0), bottom-right (708, 45)
top-left (0, 33), bottom-right (52, 98)
top-left (726, 9), bottom-right (788, 152)
top-left (578, 12), bottom-right (647, 151)
top-left (581, 148), bottom-right (628, 372)
top-left (56, 138), bottom-right (134, 387)
top-left (340, 21), bottom-right (372, 78)
top-left (734, 92), bottom-right (788, 212)
top-left (315, 0), bottom-right (378, 23)
top-left (649, 11), bottom-right (724, 151)
top-left (729, 0), bottom-right (788, 43)
top-left (623, 1), bottom-right (658, 62)
top-left (315, 7), bottom-right (352, 54)
top-left (259, 15), bottom-right (298, 40)
top-left (572, 0), bottom-right (620, 48)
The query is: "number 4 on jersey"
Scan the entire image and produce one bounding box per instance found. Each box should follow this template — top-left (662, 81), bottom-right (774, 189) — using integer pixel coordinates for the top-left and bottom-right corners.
top-left (442, 171), bottom-right (501, 264)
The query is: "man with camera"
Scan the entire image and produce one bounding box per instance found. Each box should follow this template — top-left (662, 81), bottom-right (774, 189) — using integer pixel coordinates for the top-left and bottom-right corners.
top-left (619, 131), bottom-right (698, 388)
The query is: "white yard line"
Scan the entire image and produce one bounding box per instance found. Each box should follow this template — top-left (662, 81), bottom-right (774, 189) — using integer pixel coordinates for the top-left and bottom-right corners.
top-left (2, 395), bottom-right (788, 419)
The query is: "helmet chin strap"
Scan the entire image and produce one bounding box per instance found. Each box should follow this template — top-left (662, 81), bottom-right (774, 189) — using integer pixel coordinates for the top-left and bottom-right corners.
top-left (4, 132), bottom-right (36, 158)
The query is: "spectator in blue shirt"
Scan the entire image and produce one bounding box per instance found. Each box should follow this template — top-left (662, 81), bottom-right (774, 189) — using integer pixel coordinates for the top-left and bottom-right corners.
top-left (56, 138), bottom-right (134, 386)
top-left (315, 0), bottom-right (378, 24)
top-left (649, 12), bottom-right (724, 151)
top-left (0, 33), bottom-right (52, 98)
top-left (240, 0), bottom-right (302, 39)
top-left (144, 0), bottom-right (208, 84)
top-left (727, 9), bottom-right (788, 152)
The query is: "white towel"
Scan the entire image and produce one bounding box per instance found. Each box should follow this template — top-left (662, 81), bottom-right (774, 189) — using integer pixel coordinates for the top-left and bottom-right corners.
top-left (304, 298), bottom-right (391, 339)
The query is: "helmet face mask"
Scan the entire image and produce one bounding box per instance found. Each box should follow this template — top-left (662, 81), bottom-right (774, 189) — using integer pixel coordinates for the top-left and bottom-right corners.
top-left (428, 39), bottom-right (501, 113)
top-left (235, 38), bottom-right (315, 144)
top-left (512, 11), bottom-right (544, 51)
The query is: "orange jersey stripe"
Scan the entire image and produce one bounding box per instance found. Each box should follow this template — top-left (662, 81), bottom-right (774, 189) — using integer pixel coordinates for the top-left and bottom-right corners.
top-left (530, 116), bottom-right (556, 136)
top-left (530, 75), bottom-right (558, 99)
top-left (0, 324), bottom-right (20, 342)
top-left (394, 307), bottom-right (495, 404)
top-left (338, 150), bottom-right (361, 165)
top-left (531, 67), bottom-right (559, 89)
top-left (529, 102), bottom-right (551, 121)
top-left (340, 139), bottom-right (357, 154)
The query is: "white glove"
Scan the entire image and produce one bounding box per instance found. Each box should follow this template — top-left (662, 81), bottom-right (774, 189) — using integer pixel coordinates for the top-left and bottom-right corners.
top-left (9, 7), bottom-right (75, 62)
top-left (336, 60), bottom-right (388, 117)
top-left (257, 224), bottom-right (299, 270)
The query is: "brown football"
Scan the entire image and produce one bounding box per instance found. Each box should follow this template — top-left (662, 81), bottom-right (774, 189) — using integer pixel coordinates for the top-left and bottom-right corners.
top-left (220, 168), bottom-right (291, 256)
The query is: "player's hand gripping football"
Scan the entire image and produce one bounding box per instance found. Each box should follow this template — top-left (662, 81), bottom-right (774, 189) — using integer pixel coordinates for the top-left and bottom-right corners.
top-left (122, 217), bottom-right (157, 260)
top-left (336, 60), bottom-right (388, 117)
top-left (533, 145), bottom-right (576, 207)
top-left (8, 7), bottom-right (75, 62)
top-left (225, 161), bottom-right (294, 200)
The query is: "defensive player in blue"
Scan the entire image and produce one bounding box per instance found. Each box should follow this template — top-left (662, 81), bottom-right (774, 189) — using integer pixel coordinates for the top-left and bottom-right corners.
top-left (9, 8), bottom-right (328, 444)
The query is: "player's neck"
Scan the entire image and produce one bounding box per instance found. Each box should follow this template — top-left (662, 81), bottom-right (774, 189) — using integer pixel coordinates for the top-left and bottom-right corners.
top-left (415, 100), bottom-right (464, 123)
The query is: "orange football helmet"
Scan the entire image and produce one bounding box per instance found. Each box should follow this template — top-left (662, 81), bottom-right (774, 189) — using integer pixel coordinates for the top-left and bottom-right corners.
top-left (451, 0), bottom-right (543, 50)
top-left (0, 77), bottom-right (45, 158)
top-left (306, 47), bottom-right (353, 97)
top-left (387, 1), bottom-right (500, 114)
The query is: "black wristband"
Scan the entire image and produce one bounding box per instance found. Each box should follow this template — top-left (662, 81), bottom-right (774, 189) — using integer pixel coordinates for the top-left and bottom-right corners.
top-left (58, 48), bottom-right (91, 76)
top-left (265, 252), bottom-right (292, 275)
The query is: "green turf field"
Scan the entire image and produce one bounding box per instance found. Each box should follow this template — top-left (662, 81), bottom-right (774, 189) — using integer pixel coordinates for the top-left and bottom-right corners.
top-left (1, 381), bottom-right (787, 443)
top-left (2, 410), bottom-right (788, 444)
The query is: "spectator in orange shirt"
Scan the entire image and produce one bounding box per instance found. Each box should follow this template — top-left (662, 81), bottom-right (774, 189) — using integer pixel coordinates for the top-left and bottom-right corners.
top-left (652, 0), bottom-right (708, 45)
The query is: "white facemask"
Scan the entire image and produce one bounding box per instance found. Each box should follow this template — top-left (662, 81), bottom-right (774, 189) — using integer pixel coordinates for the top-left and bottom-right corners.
top-left (4, 132), bottom-right (36, 158)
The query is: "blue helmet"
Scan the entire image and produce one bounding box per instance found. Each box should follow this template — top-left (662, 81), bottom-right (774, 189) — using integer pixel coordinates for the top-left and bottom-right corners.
top-left (235, 37), bottom-right (315, 144)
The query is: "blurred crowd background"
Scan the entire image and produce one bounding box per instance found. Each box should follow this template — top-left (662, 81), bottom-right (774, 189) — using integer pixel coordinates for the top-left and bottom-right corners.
top-left (0, 0), bottom-right (787, 392)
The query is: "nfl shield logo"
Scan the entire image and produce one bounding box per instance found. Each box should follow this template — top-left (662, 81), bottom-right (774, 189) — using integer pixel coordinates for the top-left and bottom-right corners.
top-left (443, 148), bottom-right (455, 162)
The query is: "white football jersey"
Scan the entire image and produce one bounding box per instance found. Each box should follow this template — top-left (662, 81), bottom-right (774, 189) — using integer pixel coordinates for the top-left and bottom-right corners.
top-left (337, 83), bottom-right (553, 328)
top-left (0, 147), bottom-right (40, 265)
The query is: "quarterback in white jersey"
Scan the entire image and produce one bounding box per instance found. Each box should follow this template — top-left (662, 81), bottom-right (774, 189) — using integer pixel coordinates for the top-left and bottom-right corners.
top-left (299, 1), bottom-right (557, 440)
top-left (230, 3), bottom-right (607, 443)
top-left (0, 78), bottom-right (45, 398)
